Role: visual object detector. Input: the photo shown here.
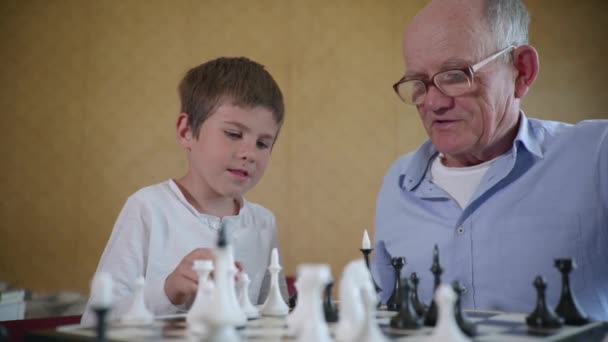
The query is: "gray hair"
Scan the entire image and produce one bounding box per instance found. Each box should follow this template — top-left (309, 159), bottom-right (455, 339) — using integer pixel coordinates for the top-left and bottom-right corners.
top-left (484, 0), bottom-right (530, 56)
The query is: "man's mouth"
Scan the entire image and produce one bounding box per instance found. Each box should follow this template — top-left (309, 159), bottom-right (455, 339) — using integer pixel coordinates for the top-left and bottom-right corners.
top-left (433, 119), bottom-right (460, 127)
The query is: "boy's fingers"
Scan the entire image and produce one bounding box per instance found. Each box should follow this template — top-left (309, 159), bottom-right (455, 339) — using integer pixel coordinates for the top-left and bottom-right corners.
top-left (181, 268), bottom-right (199, 283)
top-left (185, 248), bottom-right (214, 263)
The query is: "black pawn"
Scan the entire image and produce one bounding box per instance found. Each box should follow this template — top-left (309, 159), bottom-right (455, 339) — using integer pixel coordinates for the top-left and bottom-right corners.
top-left (360, 248), bottom-right (382, 294)
top-left (424, 245), bottom-right (443, 327)
top-left (526, 276), bottom-right (564, 330)
top-left (410, 272), bottom-right (427, 317)
top-left (390, 277), bottom-right (422, 330)
top-left (217, 221), bottom-right (228, 247)
top-left (554, 259), bottom-right (590, 325)
top-left (387, 257), bottom-right (406, 311)
top-left (323, 281), bottom-right (339, 322)
top-left (93, 306), bottom-right (109, 342)
top-left (452, 281), bottom-right (476, 337)
top-left (0, 325), bottom-right (8, 342)
top-left (288, 292), bottom-right (298, 309)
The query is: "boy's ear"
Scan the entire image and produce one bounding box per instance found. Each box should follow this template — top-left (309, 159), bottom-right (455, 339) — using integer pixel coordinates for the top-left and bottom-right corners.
top-left (512, 45), bottom-right (539, 99)
top-left (176, 112), bottom-right (193, 149)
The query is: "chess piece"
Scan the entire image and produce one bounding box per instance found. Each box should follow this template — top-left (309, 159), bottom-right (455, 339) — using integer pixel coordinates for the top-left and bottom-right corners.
top-left (335, 259), bottom-right (368, 341)
top-left (199, 223), bottom-right (246, 341)
top-left (261, 248), bottom-right (289, 316)
top-left (92, 307), bottom-right (110, 342)
top-left (187, 260), bottom-right (215, 329)
top-left (323, 281), bottom-right (339, 322)
top-left (427, 284), bottom-right (471, 342)
top-left (452, 281), bottom-right (476, 337)
top-left (291, 264), bottom-right (332, 342)
top-left (390, 277), bottom-right (422, 330)
top-left (288, 277), bottom-right (299, 309)
top-left (0, 325), bottom-right (8, 341)
top-left (359, 229), bottom-right (382, 294)
top-left (424, 244), bottom-right (443, 327)
top-left (288, 291), bottom-right (298, 309)
top-left (237, 271), bottom-right (260, 319)
top-left (90, 272), bottom-right (113, 342)
top-left (526, 275), bottom-right (564, 331)
top-left (554, 258), bottom-right (590, 325)
top-left (286, 271), bottom-right (305, 335)
top-left (354, 265), bottom-right (389, 342)
top-left (121, 277), bottom-right (154, 325)
top-left (386, 256), bottom-right (406, 311)
top-left (410, 272), bottom-right (427, 317)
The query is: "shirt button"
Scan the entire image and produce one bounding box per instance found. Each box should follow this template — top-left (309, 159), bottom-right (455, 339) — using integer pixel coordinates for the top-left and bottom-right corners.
top-left (457, 227), bottom-right (465, 234)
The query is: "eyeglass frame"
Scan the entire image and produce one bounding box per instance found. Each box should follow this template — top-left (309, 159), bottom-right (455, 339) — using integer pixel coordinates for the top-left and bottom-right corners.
top-left (392, 45), bottom-right (516, 105)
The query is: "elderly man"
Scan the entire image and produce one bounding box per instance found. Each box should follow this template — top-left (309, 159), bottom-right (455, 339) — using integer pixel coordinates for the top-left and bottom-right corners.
top-left (373, 0), bottom-right (608, 320)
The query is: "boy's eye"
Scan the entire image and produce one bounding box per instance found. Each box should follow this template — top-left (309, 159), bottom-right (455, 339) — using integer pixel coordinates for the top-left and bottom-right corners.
top-left (256, 140), bottom-right (271, 150)
top-left (224, 130), bottom-right (242, 139)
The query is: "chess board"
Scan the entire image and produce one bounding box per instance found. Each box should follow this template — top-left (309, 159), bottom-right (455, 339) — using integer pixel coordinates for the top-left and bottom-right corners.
top-left (44, 309), bottom-right (608, 342)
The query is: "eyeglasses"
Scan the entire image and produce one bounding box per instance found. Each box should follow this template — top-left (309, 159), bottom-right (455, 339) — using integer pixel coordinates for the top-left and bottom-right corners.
top-left (393, 45), bottom-right (515, 105)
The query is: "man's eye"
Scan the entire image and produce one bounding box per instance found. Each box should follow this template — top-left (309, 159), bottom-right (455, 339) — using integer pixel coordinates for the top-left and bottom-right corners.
top-left (224, 130), bottom-right (242, 139)
top-left (411, 82), bottom-right (426, 98)
top-left (440, 71), bottom-right (468, 85)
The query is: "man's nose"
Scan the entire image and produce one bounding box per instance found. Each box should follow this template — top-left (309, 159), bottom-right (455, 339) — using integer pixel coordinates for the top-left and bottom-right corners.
top-left (422, 84), bottom-right (453, 114)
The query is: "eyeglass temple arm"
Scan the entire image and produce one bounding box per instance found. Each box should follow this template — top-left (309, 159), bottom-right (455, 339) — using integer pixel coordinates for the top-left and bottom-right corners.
top-left (471, 45), bottom-right (516, 72)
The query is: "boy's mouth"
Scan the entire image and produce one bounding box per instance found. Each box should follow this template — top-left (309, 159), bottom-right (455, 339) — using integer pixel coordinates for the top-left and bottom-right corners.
top-left (228, 168), bottom-right (250, 179)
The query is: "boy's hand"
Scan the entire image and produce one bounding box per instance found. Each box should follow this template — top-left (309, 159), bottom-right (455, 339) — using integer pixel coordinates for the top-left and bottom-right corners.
top-left (163, 248), bottom-right (244, 307)
top-left (164, 248), bottom-right (214, 307)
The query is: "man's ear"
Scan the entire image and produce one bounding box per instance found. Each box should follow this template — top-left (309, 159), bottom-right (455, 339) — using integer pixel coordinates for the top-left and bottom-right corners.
top-left (176, 112), bottom-right (193, 149)
top-left (512, 45), bottom-right (539, 99)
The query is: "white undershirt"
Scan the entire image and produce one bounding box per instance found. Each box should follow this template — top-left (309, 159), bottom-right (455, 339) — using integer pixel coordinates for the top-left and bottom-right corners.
top-left (430, 154), bottom-right (497, 208)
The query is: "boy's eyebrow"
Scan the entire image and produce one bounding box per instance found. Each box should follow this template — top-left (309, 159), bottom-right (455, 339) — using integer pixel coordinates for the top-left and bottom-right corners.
top-left (224, 121), bottom-right (276, 140)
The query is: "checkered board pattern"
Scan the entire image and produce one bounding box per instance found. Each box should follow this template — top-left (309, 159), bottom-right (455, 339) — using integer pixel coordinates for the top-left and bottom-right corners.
top-left (56, 310), bottom-right (607, 341)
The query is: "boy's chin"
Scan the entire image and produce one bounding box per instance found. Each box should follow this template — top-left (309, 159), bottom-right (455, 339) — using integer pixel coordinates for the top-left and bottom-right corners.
top-left (221, 186), bottom-right (250, 199)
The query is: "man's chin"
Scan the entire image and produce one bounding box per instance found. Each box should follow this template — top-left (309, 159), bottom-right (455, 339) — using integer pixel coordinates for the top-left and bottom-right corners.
top-left (432, 140), bottom-right (468, 156)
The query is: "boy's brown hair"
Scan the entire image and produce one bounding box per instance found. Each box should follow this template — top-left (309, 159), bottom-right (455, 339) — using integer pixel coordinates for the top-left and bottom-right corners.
top-left (178, 57), bottom-right (285, 138)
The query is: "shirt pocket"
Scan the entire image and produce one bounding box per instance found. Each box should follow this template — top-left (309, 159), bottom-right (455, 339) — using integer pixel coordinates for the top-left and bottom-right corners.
top-left (476, 212), bottom-right (587, 302)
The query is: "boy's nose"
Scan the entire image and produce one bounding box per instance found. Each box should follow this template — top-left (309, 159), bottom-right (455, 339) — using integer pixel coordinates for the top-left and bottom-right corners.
top-left (236, 143), bottom-right (255, 162)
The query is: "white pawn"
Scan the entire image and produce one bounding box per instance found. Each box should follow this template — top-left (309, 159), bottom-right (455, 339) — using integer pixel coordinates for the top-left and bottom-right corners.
top-left (261, 248), bottom-right (289, 316)
top-left (121, 277), bottom-right (154, 325)
top-left (353, 263), bottom-right (389, 342)
top-left (335, 260), bottom-right (367, 341)
top-left (237, 271), bottom-right (259, 319)
top-left (90, 272), bottom-right (113, 309)
top-left (427, 284), bottom-right (471, 342)
top-left (205, 244), bottom-right (247, 328)
top-left (187, 260), bottom-right (215, 332)
top-left (292, 264), bottom-right (332, 342)
top-left (226, 246), bottom-right (247, 325)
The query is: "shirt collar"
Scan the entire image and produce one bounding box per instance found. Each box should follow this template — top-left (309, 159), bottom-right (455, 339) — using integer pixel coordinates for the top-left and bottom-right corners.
top-left (513, 111), bottom-right (544, 159)
top-left (401, 111), bottom-right (543, 191)
top-left (168, 178), bottom-right (247, 218)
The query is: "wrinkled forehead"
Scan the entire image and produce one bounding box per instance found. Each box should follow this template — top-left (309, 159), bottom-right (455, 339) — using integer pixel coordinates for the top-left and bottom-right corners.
top-left (403, 0), bottom-right (489, 75)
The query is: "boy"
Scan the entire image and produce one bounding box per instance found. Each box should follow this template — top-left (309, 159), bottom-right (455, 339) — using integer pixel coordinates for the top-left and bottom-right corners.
top-left (82, 57), bottom-right (288, 324)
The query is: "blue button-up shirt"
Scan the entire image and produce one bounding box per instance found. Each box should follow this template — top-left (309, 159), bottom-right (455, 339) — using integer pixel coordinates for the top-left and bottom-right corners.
top-left (373, 113), bottom-right (608, 320)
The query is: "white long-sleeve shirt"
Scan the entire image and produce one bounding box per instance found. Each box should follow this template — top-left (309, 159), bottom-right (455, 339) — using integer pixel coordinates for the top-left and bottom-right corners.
top-left (81, 179), bottom-right (287, 325)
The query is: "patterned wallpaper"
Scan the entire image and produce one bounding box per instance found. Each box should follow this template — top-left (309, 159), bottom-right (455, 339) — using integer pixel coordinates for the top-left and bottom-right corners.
top-left (0, 0), bottom-right (606, 294)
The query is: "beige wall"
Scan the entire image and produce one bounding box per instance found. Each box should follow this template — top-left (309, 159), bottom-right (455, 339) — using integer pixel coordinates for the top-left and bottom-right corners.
top-left (1, 0), bottom-right (606, 294)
